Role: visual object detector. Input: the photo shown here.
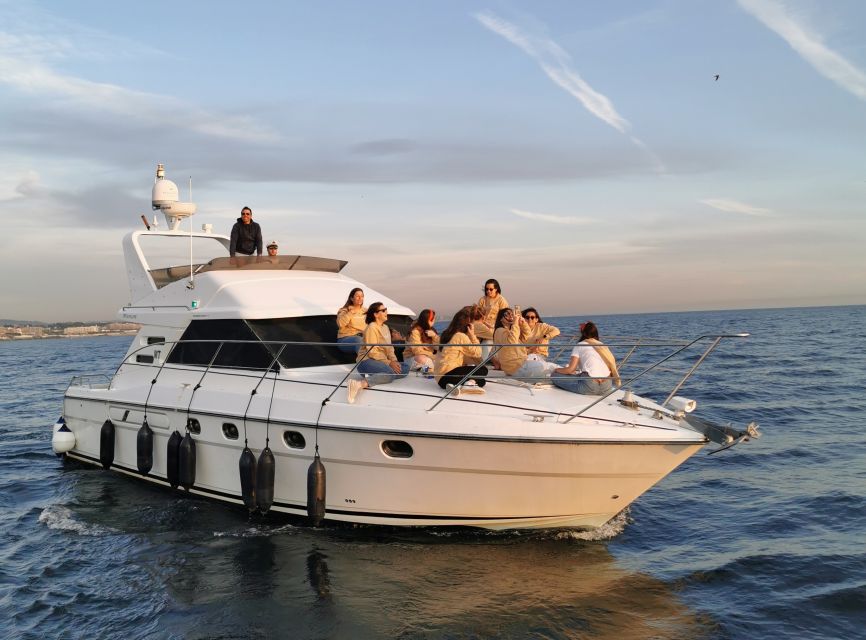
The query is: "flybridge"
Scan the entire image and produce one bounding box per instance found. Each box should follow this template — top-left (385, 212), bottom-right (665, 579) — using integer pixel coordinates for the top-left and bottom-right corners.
top-left (124, 165), bottom-right (349, 302)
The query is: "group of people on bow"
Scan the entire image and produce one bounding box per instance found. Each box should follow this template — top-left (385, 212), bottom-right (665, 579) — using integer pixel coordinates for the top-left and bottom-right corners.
top-left (337, 279), bottom-right (620, 404)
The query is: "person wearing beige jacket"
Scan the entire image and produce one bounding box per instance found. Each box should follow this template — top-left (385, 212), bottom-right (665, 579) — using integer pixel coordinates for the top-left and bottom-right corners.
top-left (493, 308), bottom-right (558, 379)
top-left (403, 309), bottom-right (440, 370)
top-left (473, 278), bottom-right (509, 341)
top-left (346, 302), bottom-right (409, 403)
top-left (434, 307), bottom-right (488, 389)
top-left (336, 287), bottom-right (367, 354)
top-left (520, 307), bottom-right (561, 358)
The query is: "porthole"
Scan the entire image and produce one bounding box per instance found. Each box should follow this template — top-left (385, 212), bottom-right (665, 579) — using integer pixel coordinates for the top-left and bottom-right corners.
top-left (222, 423), bottom-right (239, 440)
top-left (283, 431), bottom-right (306, 450)
top-left (186, 418), bottom-right (201, 435)
top-left (381, 440), bottom-right (413, 459)
top-left (147, 336), bottom-right (166, 345)
top-left (136, 354), bottom-right (154, 364)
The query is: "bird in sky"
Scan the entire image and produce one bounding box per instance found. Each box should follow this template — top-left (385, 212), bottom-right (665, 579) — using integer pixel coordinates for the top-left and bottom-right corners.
top-left (714, 74), bottom-right (720, 81)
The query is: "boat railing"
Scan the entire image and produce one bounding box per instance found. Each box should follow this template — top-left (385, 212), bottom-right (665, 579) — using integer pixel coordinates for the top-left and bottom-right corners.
top-left (108, 333), bottom-right (748, 417)
top-left (67, 373), bottom-right (112, 391)
top-left (558, 333), bottom-right (748, 423)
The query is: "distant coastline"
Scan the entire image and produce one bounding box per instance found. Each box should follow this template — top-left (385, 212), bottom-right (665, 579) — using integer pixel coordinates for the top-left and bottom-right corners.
top-left (0, 321), bottom-right (139, 342)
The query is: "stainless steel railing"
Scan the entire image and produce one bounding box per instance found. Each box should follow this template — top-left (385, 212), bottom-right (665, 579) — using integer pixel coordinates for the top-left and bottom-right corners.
top-left (71, 332), bottom-right (749, 418)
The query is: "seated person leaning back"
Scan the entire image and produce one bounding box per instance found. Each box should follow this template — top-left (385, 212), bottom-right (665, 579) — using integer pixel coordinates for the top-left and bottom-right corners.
top-left (552, 321), bottom-right (621, 396)
top-left (403, 309), bottom-right (439, 371)
top-left (492, 308), bottom-right (557, 379)
top-left (346, 302), bottom-right (410, 404)
top-left (434, 307), bottom-right (488, 390)
top-left (336, 287), bottom-right (367, 354)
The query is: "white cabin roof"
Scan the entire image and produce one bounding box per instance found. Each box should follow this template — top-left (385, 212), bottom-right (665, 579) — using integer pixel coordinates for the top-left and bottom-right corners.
top-left (119, 230), bottom-right (414, 325)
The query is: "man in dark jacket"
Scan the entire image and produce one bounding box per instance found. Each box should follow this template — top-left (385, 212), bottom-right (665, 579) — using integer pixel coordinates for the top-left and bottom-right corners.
top-left (229, 206), bottom-right (263, 257)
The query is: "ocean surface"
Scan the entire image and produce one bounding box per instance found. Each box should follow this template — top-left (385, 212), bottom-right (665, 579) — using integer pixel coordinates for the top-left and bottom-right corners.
top-left (1, 305), bottom-right (864, 639)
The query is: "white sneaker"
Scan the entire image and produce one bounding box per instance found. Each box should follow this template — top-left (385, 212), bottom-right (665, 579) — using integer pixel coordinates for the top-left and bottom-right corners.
top-left (347, 379), bottom-right (364, 404)
top-left (464, 379), bottom-right (478, 387)
top-left (446, 384), bottom-right (461, 397)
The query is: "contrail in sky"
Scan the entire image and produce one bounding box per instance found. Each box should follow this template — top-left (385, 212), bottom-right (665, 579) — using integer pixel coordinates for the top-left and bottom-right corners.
top-left (510, 208), bottom-right (590, 225)
top-left (738, 0), bottom-right (866, 101)
top-left (475, 11), bottom-right (664, 172)
top-left (700, 198), bottom-right (774, 217)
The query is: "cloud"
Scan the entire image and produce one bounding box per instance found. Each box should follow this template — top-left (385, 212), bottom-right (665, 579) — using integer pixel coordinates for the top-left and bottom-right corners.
top-left (474, 11), bottom-right (664, 173)
top-left (699, 198), bottom-right (773, 216)
top-left (350, 139), bottom-right (419, 156)
top-left (0, 169), bottom-right (43, 201)
top-left (0, 56), bottom-right (279, 144)
top-left (475, 11), bottom-right (631, 133)
top-left (738, 0), bottom-right (866, 101)
top-left (510, 208), bottom-right (590, 225)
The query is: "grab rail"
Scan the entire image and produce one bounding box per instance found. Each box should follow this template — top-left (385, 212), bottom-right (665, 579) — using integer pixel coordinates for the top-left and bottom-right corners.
top-left (101, 333), bottom-right (749, 419)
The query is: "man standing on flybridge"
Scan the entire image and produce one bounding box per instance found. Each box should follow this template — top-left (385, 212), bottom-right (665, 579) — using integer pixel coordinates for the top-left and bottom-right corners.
top-left (229, 206), bottom-right (263, 257)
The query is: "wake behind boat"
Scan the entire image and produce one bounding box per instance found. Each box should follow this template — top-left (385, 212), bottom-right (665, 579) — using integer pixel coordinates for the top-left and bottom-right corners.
top-left (53, 165), bottom-right (759, 530)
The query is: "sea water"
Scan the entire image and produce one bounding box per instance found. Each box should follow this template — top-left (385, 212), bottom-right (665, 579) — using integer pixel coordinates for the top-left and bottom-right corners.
top-left (1, 306), bottom-right (864, 639)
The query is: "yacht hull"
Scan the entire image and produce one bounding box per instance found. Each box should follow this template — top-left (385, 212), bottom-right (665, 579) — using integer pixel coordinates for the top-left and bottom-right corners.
top-left (62, 394), bottom-right (703, 530)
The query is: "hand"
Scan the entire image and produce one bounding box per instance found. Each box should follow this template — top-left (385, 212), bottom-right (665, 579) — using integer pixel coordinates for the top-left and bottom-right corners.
top-left (389, 360), bottom-right (402, 374)
top-left (425, 330), bottom-right (436, 338)
top-left (390, 329), bottom-right (404, 341)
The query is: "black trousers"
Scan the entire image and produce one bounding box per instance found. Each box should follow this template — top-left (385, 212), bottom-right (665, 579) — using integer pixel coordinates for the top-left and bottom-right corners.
top-left (437, 365), bottom-right (488, 389)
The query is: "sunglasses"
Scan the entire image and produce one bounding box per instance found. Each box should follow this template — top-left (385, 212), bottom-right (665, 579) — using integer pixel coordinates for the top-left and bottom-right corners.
top-left (485, 287), bottom-right (496, 291)
top-left (525, 315), bottom-right (538, 320)
top-left (375, 308), bottom-right (388, 314)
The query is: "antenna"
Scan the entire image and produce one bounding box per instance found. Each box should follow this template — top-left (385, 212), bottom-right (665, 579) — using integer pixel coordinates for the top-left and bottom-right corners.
top-left (187, 176), bottom-right (195, 290)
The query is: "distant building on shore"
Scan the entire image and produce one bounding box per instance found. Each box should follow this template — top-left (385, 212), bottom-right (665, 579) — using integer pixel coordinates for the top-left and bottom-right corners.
top-left (63, 326), bottom-right (100, 336)
top-left (0, 321), bottom-right (140, 340)
top-left (105, 322), bottom-right (140, 332)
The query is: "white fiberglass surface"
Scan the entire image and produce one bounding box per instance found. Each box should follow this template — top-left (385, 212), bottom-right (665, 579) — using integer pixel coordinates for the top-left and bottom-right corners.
top-left (138, 234), bottom-right (228, 271)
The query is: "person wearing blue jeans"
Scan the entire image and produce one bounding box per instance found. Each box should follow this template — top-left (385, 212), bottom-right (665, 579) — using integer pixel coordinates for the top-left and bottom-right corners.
top-left (336, 288), bottom-right (367, 355)
top-left (347, 302), bottom-right (409, 403)
top-left (552, 321), bottom-right (620, 396)
top-left (357, 358), bottom-right (410, 386)
top-left (553, 371), bottom-right (612, 396)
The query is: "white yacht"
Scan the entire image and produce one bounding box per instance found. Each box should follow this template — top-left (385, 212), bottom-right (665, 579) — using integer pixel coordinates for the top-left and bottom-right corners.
top-left (55, 165), bottom-right (758, 530)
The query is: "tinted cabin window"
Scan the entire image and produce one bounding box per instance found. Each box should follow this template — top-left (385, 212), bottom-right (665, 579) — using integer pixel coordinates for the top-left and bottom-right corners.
top-left (249, 315), bottom-right (412, 369)
top-left (167, 320), bottom-right (275, 370)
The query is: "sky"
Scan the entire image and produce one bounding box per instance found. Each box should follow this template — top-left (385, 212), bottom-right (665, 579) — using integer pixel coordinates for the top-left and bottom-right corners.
top-left (1, 0), bottom-right (864, 322)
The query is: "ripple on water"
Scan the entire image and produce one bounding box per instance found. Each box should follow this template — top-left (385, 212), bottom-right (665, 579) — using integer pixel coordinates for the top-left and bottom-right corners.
top-left (37, 505), bottom-right (118, 537)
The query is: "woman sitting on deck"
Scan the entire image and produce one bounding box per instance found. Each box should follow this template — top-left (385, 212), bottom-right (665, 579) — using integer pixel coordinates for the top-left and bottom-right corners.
top-left (336, 287), bottom-right (367, 354)
top-left (434, 307), bottom-right (488, 391)
top-left (492, 308), bottom-right (557, 379)
top-left (521, 307), bottom-right (561, 358)
top-left (474, 278), bottom-right (509, 342)
top-left (347, 302), bottom-right (410, 404)
top-left (403, 309), bottom-right (440, 371)
top-left (552, 321), bottom-right (621, 396)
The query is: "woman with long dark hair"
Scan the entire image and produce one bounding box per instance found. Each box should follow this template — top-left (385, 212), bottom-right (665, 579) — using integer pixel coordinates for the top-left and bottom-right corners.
top-left (346, 302), bottom-right (410, 403)
top-left (336, 287), bottom-right (367, 354)
top-left (474, 278), bottom-right (509, 341)
top-left (521, 307), bottom-right (560, 358)
top-left (552, 321), bottom-right (620, 395)
top-left (403, 309), bottom-right (439, 371)
top-left (492, 308), bottom-right (556, 379)
top-left (434, 307), bottom-right (488, 391)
